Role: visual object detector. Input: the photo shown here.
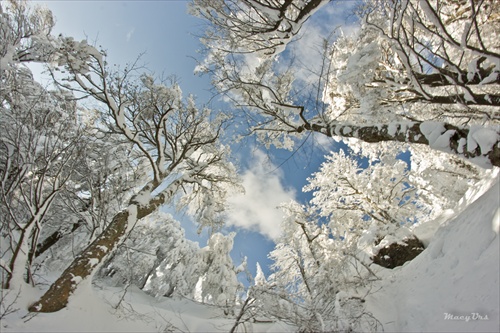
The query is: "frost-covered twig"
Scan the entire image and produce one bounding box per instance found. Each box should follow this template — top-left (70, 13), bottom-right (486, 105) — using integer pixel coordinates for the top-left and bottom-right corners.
top-left (229, 296), bottom-right (256, 333)
top-left (0, 289), bottom-right (20, 320)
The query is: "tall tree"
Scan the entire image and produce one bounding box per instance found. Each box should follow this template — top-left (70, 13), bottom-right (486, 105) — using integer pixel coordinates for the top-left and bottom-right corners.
top-left (192, 0), bottom-right (500, 167)
top-left (200, 232), bottom-right (243, 308)
top-left (1, 1), bottom-right (241, 314)
top-left (0, 0), bottom-right (91, 290)
top-left (27, 40), bottom-right (241, 311)
top-left (267, 200), bottom-right (380, 332)
top-left (0, 70), bottom-right (86, 290)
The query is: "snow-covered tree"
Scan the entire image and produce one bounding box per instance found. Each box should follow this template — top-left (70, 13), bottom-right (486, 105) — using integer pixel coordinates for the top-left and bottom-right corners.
top-left (0, 69), bottom-right (86, 289)
top-left (96, 211), bottom-right (203, 299)
top-left (27, 46), bottom-right (241, 311)
top-left (0, 1), bottom-right (146, 293)
top-left (189, 0), bottom-right (330, 58)
top-left (144, 216), bottom-right (205, 299)
top-left (266, 200), bottom-right (380, 332)
top-left (200, 232), bottom-right (243, 308)
top-left (266, 201), bottom-right (334, 331)
top-left (407, 143), bottom-right (487, 214)
top-left (319, 0), bottom-right (500, 166)
top-left (97, 212), bottom-right (248, 306)
top-left (1, 1), bottom-right (244, 314)
top-left (269, 202), bottom-right (323, 299)
top-left (0, 0), bottom-right (92, 288)
top-left (31, 130), bottom-right (143, 273)
top-left (361, 0), bottom-right (500, 110)
top-left (304, 150), bottom-right (425, 236)
top-left (264, 146), bottom-right (463, 331)
top-left (193, 0), bottom-right (500, 167)
top-left (0, 0), bottom-right (57, 65)
top-left (228, 262), bottom-right (288, 333)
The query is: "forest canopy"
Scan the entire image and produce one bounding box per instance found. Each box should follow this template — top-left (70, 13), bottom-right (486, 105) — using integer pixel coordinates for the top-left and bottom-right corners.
top-left (1, 0), bottom-right (499, 331)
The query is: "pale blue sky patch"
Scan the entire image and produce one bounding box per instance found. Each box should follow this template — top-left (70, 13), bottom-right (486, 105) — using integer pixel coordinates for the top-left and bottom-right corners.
top-left (40, 0), bottom-right (213, 101)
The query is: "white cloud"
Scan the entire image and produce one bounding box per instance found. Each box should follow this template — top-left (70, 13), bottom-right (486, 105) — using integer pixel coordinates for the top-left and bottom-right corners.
top-left (126, 27), bottom-right (135, 42)
top-left (289, 24), bottom-right (327, 85)
top-left (286, 2), bottom-right (361, 85)
top-left (226, 151), bottom-right (296, 241)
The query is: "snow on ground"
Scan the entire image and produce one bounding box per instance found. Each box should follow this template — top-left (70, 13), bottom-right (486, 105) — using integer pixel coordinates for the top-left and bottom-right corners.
top-left (2, 173), bottom-right (498, 332)
top-left (2, 276), bottom-right (292, 332)
top-left (367, 172), bottom-right (499, 332)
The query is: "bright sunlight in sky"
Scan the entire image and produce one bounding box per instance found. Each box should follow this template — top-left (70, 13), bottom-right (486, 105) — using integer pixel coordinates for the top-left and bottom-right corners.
top-left (35, 0), bottom-right (360, 278)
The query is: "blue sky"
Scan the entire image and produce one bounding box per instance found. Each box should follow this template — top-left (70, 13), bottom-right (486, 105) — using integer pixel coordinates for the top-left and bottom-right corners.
top-left (36, 0), bottom-right (360, 279)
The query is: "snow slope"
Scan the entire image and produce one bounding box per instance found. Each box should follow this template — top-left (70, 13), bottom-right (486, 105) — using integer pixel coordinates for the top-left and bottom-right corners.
top-left (367, 175), bottom-right (499, 332)
top-left (2, 275), bottom-right (292, 332)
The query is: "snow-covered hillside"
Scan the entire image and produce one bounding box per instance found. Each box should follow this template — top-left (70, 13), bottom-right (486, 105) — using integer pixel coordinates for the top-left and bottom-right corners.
top-left (2, 174), bottom-right (498, 332)
top-left (367, 174), bottom-right (499, 332)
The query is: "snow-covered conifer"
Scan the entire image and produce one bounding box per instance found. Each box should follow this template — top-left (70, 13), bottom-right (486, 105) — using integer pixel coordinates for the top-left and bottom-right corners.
top-left (200, 232), bottom-right (243, 308)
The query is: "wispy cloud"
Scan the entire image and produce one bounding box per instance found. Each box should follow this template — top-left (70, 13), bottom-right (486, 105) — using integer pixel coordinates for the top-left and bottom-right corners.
top-left (226, 150), bottom-right (296, 241)
top-left (126, 27), bottom-right (135, 42)
top-left (286, 1), bottom-right (361, 85)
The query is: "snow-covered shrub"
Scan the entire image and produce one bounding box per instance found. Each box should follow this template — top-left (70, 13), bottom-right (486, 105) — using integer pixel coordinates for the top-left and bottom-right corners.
top-left (200, 232), bottom-right (243, 309)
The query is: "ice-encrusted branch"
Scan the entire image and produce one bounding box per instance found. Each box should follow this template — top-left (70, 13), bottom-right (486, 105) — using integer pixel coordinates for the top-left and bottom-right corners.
top-left (298, 121), bottom-right (500, 168)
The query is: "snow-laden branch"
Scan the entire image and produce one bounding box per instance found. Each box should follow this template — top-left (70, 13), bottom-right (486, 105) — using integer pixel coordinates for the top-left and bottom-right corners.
top-left (299, 120), bottom-right (499, 168)
top-left (191, 0), bottom-right (330, 58)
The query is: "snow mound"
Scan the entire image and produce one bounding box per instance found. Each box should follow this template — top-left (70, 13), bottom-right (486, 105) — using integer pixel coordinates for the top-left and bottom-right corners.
top-left (367, 177), bottom-right (499, 332)
top-left (2, 275), bottom-right (292, 332)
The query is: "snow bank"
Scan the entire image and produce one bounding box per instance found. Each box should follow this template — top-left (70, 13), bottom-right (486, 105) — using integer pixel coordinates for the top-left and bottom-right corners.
top-left (2, 274), bottom-right (293, 332)
top-left (367, 177), bottom-right (500, 332)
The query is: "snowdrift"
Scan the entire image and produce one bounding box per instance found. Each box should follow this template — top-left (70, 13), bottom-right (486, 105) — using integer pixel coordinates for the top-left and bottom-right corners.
top-left (367, 176), bottom-right (499, 332)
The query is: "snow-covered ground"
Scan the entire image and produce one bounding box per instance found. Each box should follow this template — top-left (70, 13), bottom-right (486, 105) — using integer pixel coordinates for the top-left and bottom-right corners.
top-left (2, 174), bottom-right (499, 332)
top-left (1, 278), bottom-right (293, 332)
top-left (367, 172), bottom-right (499, 332)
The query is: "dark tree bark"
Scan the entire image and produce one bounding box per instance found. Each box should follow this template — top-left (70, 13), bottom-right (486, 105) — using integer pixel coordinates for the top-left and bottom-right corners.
top-left (28, 179), bottom-right (183, 313)
top-left (32, 220), bottom-right (84, 259)
top-left (298, 121), bottom-right (500, 167)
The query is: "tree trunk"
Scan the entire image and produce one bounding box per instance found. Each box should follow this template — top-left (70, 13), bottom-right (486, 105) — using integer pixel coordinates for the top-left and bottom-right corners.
top-left (33, 220), bottom-right (84, 259)
top-left (299, 121), bottom-right (500, 167)
top-left (28, 178), bottom-right (183, 313)
top-left (4, 224), bottom-right (34, 289)
top-left (27, 209), bottom-right (131, 312)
